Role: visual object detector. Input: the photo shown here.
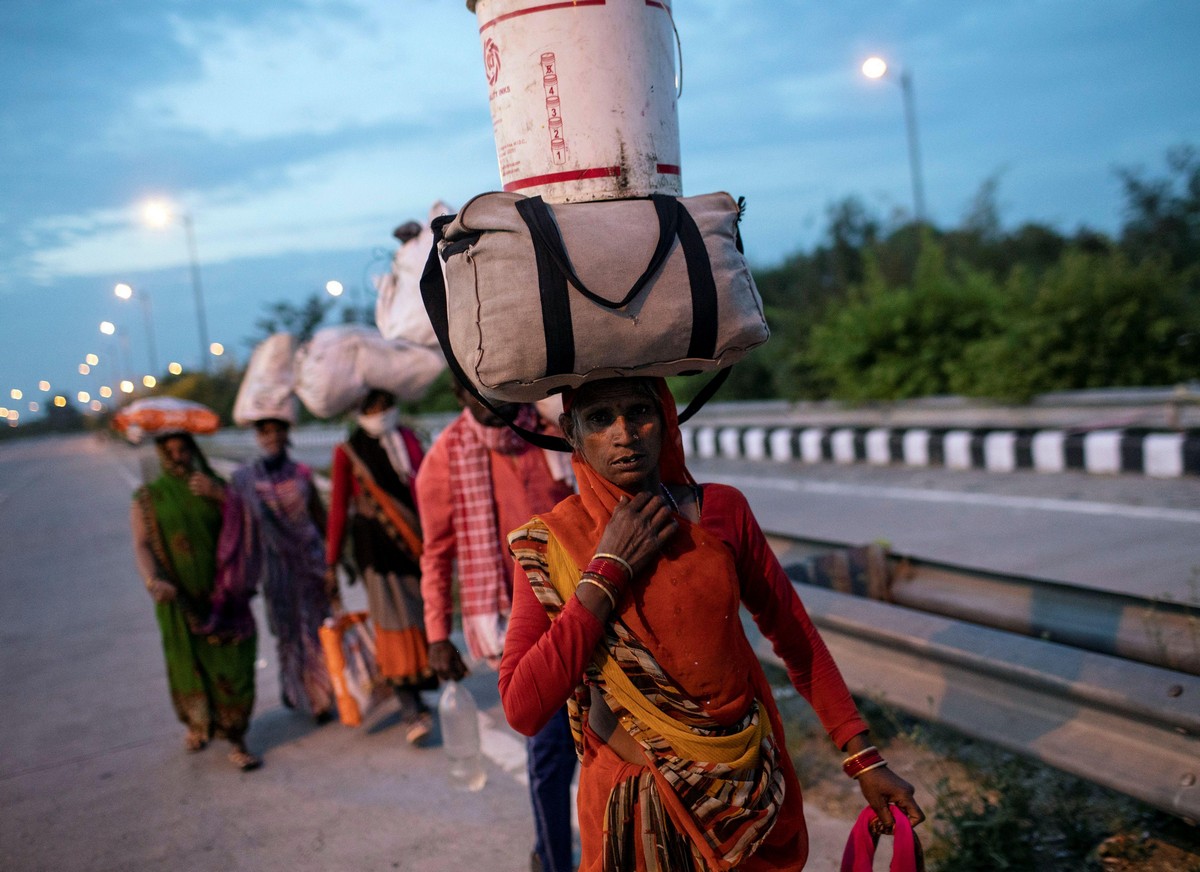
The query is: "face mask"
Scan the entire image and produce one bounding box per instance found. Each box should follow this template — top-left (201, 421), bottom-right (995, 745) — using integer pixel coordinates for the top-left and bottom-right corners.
top-left (358, 406), bottom-right (398, 438)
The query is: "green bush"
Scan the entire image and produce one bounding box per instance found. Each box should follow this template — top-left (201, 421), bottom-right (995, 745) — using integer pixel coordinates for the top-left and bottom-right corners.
top-left (804, 241), bottom-right (1007, 401)
top-left (961, 252), bottom-right (1200, 401)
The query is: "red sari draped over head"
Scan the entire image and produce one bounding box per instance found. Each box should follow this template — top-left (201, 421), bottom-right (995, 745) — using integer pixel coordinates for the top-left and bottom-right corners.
top-left (534, 378), bottom-right (789, 871)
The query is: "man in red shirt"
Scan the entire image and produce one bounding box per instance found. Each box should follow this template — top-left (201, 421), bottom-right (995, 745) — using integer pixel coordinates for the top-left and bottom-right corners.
top-left (415, 384), bottom-right (577, 872)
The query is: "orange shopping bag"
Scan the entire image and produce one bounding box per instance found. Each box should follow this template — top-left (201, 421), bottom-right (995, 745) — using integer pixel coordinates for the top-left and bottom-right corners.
top-left (318, 612), bottom-right (391, 726)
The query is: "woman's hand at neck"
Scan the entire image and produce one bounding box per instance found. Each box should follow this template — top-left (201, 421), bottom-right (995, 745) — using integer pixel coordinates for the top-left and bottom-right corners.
top-left (594, 492), bottom-right (677, 579)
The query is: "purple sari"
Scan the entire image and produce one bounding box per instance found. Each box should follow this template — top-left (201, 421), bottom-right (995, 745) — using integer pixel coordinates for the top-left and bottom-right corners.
top-left (212, 457), bottom-right (334, 717)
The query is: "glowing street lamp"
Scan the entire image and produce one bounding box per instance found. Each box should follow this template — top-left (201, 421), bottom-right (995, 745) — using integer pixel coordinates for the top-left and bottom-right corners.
top-left (325, 280), bottom-right (345, 297)
top-left (861, 55), bottom-right (928, 223)
top-left (78, 364), bottom-right (91, 375)
top-left (100, 320), bottom-right (116, 335)
top-left (9, 388), bottom-right (20, 400)
top-left (99, 386), bottom-right (113, 399)
top-left (140, 198), bottom-right (211, 372)
top-left (209, 342), bottom-right (225, 357)
top-left (119, 380), bottom-right (135, 394)
top-left (114, 282), bottom-right (159, 375)
top-left (142, 375), bottom-right (157, 388)
top-left (862, 56), bottom-right (888, 80)
top-left (168, 362), bottom-right (183, 376)
top-left (38, 380), bottom-right (50, 391)
top-left (86, 353), bottom-right (99, 366)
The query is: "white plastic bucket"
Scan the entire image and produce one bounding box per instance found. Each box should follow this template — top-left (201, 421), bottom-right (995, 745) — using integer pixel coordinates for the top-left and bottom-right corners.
top-left (470, 0), bottom-right (682, 203)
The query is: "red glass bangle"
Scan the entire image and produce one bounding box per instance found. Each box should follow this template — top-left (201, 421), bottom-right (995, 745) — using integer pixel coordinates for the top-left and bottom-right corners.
top-left (593, 552), bottom-right (633, 578)
top-left (843, 746), bottom-right (886, 779)
top-left (586, 558), bottom-right (629, 589)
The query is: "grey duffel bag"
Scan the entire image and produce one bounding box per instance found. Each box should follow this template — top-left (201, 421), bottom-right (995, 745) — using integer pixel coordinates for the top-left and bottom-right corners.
top-left (419, 191), bottom-right (770, 405)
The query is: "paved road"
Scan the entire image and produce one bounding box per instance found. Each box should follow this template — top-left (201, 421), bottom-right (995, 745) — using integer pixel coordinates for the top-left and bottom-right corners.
top-left (0, 435), bottom-right (541, 872)
top-left (0, 435), bottom-right (859, 872)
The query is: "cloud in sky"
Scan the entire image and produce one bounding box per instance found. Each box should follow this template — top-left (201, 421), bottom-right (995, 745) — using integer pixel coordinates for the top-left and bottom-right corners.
top-left (2, 0), bottom-right (1198, 406)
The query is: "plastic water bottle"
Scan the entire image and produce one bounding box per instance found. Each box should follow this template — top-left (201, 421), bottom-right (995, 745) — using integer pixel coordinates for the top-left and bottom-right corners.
top-left (438, 681), bottom-right (486, 792)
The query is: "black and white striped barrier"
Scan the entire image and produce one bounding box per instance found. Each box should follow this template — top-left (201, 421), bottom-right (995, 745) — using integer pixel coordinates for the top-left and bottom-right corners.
top-left (680, 425), bottom-right (1200, 478)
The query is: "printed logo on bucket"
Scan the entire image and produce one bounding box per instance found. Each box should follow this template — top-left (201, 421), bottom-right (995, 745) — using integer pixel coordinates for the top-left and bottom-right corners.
top-left (484, 38), bottom-right (501, 85)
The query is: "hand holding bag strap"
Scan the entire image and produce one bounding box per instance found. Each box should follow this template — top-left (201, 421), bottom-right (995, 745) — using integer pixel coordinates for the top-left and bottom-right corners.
top-left (840, 807), bottom-right (923, 872)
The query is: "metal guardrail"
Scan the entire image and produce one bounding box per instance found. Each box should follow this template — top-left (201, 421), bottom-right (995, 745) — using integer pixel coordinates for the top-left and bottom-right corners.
top-left (768, 535), bottom-right (1200, 676)
top-left (755, 586), bottom-right (1200, 822)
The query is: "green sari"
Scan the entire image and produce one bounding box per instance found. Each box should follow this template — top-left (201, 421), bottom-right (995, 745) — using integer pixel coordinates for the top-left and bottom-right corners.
top-left (137, 472), bottom-right (256, 742)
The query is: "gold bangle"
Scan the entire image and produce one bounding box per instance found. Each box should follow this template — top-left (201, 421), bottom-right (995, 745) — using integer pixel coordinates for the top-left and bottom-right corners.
top-left (853, 760), bottom-right (889, 779)
top-left (578, 576), bottom-right (617, 610)
top-left (593, 552), bottom-right (633, 578)
top-left (843, 745), bottom-right (878, 764)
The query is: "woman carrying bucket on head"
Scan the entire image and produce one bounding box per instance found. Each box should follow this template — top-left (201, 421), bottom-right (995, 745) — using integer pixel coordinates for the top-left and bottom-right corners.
top-left (499, 377), bottom-right (924, 870)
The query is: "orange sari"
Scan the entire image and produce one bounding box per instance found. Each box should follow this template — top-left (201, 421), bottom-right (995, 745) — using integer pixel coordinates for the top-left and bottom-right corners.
top-left (532, 381), bottom-right (809, 871)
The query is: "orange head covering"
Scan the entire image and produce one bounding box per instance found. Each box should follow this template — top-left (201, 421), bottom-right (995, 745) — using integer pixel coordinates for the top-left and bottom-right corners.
top-left (559, 377), bottom-right (694, 535)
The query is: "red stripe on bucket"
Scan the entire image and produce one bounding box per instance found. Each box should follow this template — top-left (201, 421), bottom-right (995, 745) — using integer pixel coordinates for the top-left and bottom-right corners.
top-left (479, 0), bottom-right (606, 33)
top-left (503, 166), bottom-right (623, 192)
top-left (656, 164), bottom-right (681, 175)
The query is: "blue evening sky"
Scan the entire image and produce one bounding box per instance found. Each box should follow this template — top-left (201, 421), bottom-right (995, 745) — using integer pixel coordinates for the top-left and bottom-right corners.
top-left (2, 0), bottom-right (1197, 417)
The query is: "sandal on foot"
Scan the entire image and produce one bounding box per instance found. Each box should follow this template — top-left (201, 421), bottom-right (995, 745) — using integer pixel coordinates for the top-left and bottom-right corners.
top-left (228, 748), bottom-right (263, 771)
top-left (404, 712), bottom-right (433, 746)
top-left (184, 731), bottom-right (208, 752)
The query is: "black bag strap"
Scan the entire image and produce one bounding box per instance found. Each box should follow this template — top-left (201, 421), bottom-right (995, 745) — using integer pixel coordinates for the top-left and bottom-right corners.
top-left (527, 210), bottom-right (574, 377)
top-left (677, 366), bottom-right (730, 424)
top-left (515, 194), bottom-right (679, 309)
top-left (675, 202), bottom-right (719, 360)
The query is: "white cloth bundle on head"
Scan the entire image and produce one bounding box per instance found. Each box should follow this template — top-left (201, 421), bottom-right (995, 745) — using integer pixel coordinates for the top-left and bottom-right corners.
top-left (233, 333), bottom-right (299, 425)
top-left (293, 324), bottom-right (446, 419)
top-left (375, 200), bottom-right (455, 348)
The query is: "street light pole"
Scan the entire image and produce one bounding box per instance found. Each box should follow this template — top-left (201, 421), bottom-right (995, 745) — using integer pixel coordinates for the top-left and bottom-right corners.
top-left (100, 321), bottom-right (133, 389)
top-left (862, 57), bottom-right (928, 224)
top-left (140, 199), bottom-right (212, 373)
top-left (898, 69), bottom-right (927, 225)
top-left (180, 212), bottom-right (211, 372)
top-left (115, 284), bottom-right (159, 375)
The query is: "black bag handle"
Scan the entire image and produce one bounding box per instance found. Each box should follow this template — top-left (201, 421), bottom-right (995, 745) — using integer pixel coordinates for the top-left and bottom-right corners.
top-left (519, 195), bottom-right (719, 378)
top-left (515, 195), bottom-right (679, 310)
top-left (419, 207), bottom-right (732, 452)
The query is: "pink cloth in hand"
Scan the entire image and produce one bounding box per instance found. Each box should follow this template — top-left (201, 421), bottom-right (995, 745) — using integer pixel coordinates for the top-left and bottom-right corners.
top-left (840, 806), bottom-right (923, 872)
